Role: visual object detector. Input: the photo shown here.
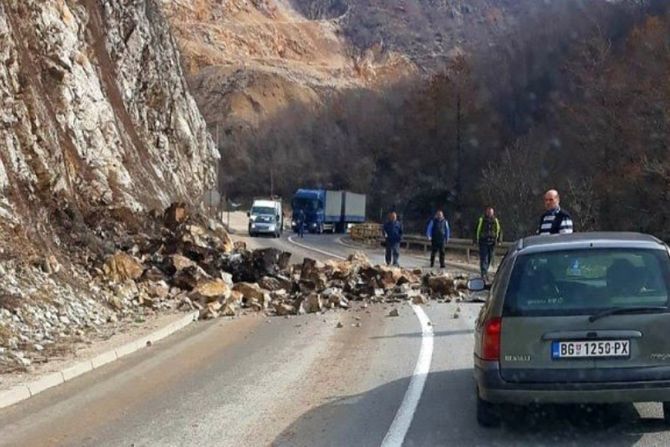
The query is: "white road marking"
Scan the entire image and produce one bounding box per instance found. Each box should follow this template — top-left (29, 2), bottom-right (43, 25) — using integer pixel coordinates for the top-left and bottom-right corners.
top-left (287, 236), bottom-right (347, 260)
top-left (335, 236), bottom-right (361, 249)
top-left (381, 305), bottom-right (434, 447)
top-left (287, 235), bottom-right (434, 447)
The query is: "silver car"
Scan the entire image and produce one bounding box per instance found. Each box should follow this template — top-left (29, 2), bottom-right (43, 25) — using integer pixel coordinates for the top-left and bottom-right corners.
top-left (470, 232), bottom-right (670, 427)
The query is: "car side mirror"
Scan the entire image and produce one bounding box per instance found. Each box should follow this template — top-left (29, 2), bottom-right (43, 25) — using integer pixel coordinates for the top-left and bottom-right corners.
top-left (246, 211), bottom-right (250, 217)
top-left (467, 278), bottom-right (486, 292)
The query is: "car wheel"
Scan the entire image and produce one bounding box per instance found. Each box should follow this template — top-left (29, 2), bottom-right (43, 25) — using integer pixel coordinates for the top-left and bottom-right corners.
top-left (476, 394), bottom-right (501, 427)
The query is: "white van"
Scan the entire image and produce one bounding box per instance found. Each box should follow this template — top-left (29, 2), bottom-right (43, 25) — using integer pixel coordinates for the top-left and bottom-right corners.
top-left (248, 199), bottom-right (283, 237)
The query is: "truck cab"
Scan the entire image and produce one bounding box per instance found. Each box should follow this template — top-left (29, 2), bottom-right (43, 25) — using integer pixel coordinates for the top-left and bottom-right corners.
top-left (291, 189), bottom-right (325, 233)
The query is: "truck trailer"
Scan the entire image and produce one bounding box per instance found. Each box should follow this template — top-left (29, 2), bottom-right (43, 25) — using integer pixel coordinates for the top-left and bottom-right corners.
top-left (291, 189), bottom-right (366, 234)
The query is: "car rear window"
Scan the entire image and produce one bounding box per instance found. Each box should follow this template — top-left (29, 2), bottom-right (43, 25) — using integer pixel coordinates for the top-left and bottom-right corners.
top-left (503, 248), bottom-right (670, 316)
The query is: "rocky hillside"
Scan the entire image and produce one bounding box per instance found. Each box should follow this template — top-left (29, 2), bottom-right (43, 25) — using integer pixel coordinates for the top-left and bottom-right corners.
top-left (0, 0), bottom-right (220, 374)
top-left (157, 0), bottom-right (610, 200)
top-left (159, 0), bottom-right (416, 168)
top-left (0, 0), bottom-right (217, 243)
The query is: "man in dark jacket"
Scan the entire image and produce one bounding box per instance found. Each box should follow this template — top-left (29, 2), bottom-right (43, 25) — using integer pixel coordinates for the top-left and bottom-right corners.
top-left (426, 210), bottom-right (450, 268)
top-left (474, 207), bottom-right (502, 280)
top-left (383, 211), bottom-right (403, 266)
top-left (537, 189), bottom-right (574, 235)
top-left (296, 209), bottom-right (306, 238)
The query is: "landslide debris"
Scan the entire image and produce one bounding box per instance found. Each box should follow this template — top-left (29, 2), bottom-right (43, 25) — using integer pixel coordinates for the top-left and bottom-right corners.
top-left (0, 201), bottom-right (470, 374)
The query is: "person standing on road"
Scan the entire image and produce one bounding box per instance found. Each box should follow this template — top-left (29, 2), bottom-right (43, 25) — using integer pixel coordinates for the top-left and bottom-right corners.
top-left (474, 207), bottom-right (502, 281)
top-left (426, 210), bottom-right (450, 269)
top-left (537, 189), bottom-right (574, 235)
top-left (296, 209), bottom-right (306, 238)
top-left (382, 211), bottom-right (403, 267)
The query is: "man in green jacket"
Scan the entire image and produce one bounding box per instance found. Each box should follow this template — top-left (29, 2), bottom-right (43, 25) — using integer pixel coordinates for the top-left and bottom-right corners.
top-left (474, 207), bottom-right (502, 281)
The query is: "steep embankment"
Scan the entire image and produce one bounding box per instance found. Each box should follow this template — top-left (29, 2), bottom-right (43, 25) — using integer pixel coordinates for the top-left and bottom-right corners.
top-left (0, 0), bottom-right (217, 236)
top-left (0, 0), bottom-right (219, 374)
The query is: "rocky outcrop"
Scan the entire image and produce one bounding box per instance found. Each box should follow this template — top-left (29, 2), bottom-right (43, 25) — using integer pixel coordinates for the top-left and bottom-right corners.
top-left (0, 0), bottom-right (220, 375)
top-left (0, 0), bottom-right (218, 232)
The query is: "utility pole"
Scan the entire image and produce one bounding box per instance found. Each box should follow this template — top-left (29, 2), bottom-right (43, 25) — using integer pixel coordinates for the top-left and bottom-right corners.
top-left (270, 166), bottom-right (274, 198)
top-left (456, 91), bottom-right (462, 206)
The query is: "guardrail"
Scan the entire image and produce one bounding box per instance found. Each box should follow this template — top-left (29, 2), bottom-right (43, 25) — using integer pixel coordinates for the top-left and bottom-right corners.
top-left (349, 224), bottom-right (512, 264)
top-left (399, 236), bottom-right (512, 264)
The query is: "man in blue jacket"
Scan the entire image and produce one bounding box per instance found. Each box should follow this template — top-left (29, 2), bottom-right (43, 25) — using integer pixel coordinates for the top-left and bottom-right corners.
top-left (383, 211), bottom-right (403, 266)
top-left (426, 210), bottom-right (450, 269)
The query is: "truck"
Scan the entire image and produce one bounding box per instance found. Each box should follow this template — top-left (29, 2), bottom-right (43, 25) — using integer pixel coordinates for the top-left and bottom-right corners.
top-left (291, 189), bottom-right (366, 234)
top-left (248, 199), bottom-right (283, 238)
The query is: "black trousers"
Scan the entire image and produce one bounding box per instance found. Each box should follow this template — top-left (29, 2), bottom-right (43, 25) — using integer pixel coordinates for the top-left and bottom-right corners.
top-left (430, 244), bottom-right (445, 268)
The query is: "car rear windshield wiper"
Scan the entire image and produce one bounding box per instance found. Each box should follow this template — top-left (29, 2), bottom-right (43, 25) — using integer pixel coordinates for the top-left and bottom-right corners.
top-left (588, 306), bottom-right (668, 323)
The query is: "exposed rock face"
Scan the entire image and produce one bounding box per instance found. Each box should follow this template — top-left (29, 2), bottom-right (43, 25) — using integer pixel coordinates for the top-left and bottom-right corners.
top-left (0, 1), bottom-right (219, 375)
top-left (0, 0), bottom-right (218, 231)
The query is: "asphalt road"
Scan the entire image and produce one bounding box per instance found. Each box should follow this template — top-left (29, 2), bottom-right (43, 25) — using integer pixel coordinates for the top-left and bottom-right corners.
top-left (0, 232), bottom-right (668, 446)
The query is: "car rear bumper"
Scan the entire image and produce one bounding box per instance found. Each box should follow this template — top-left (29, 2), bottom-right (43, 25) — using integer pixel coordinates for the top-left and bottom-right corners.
top-left (475, 358), bottom-right (670, 404)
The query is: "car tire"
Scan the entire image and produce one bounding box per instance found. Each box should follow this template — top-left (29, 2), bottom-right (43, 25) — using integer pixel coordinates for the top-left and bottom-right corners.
top-left (663, 402), bottom-right (670, 424)
top-left (476, 394), bottom-right (501, 428)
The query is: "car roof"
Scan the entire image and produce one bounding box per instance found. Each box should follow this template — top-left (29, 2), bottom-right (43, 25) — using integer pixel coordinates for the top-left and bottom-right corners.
top-left (515, 232), bottom-right (667, 255)
top-left (252, 200), bottom-right (279, 208)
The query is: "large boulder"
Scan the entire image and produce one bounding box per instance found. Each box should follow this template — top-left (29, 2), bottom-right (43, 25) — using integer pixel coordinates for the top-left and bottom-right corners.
top-left (191, 279), bottom-right (232, 302)
top-left (259, 275), bottom-right (293, 292)
top-left (377, 266), bottom-right (401, 290)
top-left (172, 265), bottom-right (210, 291)
top-left (232, 282), bottom-right (267, 302)
top-left (253, 248), bottom-right (292, 277)
top-left (164, 203), bottom-right (189, 230)
top-left (218, 248), bottom-right (290, 283)
top-left (273, 302), bottom-right (295, 316)
top-left (302, 293), bottom-right (323, 313)
top-left (427, 275), bottom-right (456, 295)
top-left (103, 252), bottom-right (144, 282)
top-left (301, 258), bottom-right (325, 279)
top-left (144, 280), bottom-right (170, 300)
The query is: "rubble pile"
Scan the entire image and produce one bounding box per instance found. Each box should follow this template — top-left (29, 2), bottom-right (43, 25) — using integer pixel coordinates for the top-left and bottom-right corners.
top-left (174, 249), bottom-right (471, 320)
top-left (0, 203), bottom-right (236, 374)
top-left (0, 202), bottom-right (470, 374)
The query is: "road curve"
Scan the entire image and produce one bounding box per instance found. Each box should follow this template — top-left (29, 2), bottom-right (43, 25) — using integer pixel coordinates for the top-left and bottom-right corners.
top-left (0, 234), bottom-right (668, 446)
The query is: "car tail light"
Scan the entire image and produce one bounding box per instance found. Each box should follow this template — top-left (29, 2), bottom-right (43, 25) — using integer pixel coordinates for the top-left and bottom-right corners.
top-left (482, 317), bottom-right (502, 361)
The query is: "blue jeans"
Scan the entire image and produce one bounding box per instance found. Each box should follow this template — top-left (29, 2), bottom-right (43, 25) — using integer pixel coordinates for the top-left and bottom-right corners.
top-left (479, 242), bottom-right (495, 277)
top-left (385, 242), bottom-right (400, 266)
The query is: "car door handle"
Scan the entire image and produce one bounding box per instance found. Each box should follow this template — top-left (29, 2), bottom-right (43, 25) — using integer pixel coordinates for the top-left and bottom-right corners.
top-left (542, 330), bottom-right (643, 340)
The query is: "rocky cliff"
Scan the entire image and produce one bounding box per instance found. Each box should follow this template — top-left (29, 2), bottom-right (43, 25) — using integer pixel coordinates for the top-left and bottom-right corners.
top-left (0, 0), bottom-right (217, 239)
top-left (0, 0), bottom-right (219, 373)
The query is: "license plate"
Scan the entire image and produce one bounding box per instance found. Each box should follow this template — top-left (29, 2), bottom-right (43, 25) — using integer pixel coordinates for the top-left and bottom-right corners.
top-left (552, 340), bottom-right (630, 359)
